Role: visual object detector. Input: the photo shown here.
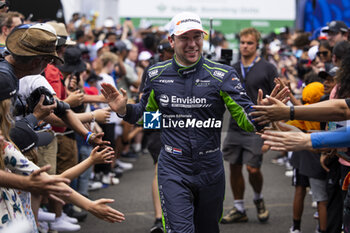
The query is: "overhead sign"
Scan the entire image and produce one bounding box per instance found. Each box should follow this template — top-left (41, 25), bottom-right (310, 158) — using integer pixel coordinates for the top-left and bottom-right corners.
top-left (119, 0), bottom-right (295, 20)
top-left (119, 0), bottom-right (295, 47)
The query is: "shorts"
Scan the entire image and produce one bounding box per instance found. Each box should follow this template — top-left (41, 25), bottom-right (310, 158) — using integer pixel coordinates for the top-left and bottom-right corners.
top-left (222, 130), bottom-right (263, 168)
top-left (37, 135), bottom-right (57, 175)
top-left (56, 135), bottom-right (78, 174)
top-left (292, 168), bottom-right (310, 187)
top-left (309, 177), bottom-right (328, 202)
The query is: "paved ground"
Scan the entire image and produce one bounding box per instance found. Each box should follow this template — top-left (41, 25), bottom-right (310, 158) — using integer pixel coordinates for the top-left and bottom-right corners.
top-left (75, 149), bottom-right (318, 233)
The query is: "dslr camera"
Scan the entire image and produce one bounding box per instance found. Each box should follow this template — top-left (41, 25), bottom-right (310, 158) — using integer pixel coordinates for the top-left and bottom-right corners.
top-left (26, 86), bottom-right (70, 117)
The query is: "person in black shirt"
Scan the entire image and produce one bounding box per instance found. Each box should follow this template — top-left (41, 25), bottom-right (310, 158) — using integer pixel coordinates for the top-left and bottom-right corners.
top-left (221, 27), bottom-right (277, 224)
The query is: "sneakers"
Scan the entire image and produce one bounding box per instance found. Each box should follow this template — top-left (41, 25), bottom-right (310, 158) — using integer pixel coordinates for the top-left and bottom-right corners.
top-left (50, 216), bottom-right (81, 231)
top-left (116, 159), bottom-right (133, 171)
top-left (38, 208), bottom-right (56, 222)
top-left (102, 172), bottom-right (120, 185)
top-left (88, 181), bottom-right (103, 191)
top-left (289, 227), bottom-right (302, 233)
top-left (150, 218), bottom-right (164, 233)
top-left (254, 198), bottom-right (269, 222)
top-left (221, 207), bottom-right (248, 224)
top-left (62, 212), bottom-right (78, 224)
top-left (285, 170), bottom-right (294, 177)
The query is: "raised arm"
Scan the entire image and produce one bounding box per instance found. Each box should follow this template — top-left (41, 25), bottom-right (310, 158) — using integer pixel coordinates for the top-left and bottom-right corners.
top-left (0, 165), bottom-right (71, 197)
top-left (252, 97), bottom-right (350, 124)
top-left (58, 146), bottom-right (114, 180)
top-left (101, 83), bottom-right (128, 115)
top-left (46, 172), bottom-right (125, 223)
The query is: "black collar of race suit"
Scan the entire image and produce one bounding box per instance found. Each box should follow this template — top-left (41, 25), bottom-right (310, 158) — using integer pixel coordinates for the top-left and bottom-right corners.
top-left (172, 55), bottom-right (203, 77)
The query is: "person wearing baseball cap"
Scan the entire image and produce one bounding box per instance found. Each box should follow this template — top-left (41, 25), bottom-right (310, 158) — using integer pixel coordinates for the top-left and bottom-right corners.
top-left (101, 11), bottom-right (264, 233)
top-left (168, 11), bottom-right (207, 66)
top-left (318, 66), bottom-right (337, 99)
top-left (322, 20), bottom-right (349, 47)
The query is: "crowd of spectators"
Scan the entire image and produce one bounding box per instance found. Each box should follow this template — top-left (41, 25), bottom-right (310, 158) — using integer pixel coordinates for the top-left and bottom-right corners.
top-left (1, 1), bottom-right (350, 232)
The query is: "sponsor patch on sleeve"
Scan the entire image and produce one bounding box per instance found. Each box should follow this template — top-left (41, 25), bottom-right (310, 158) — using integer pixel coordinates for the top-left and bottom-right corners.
top-left (148, 69), bottom-right (159, 78)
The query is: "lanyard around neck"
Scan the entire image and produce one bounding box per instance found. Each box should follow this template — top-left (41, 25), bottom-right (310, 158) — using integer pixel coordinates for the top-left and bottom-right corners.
top-left (240, 56), bottom-right (259, 79)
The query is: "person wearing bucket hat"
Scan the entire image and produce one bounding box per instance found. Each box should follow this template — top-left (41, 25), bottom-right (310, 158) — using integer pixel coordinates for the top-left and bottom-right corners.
top-left (101, 11), bottom-right (270, 233)
top-left (46, 21), bottom-right (76, 47)
top-left (58, 46), bottom-right (86, 75)
top-left (0, 23), bottom-right (59, 84)
top-left (0, 23), bottom-right (60, 123)
top-left (6, 23), bottom-right (63, 64)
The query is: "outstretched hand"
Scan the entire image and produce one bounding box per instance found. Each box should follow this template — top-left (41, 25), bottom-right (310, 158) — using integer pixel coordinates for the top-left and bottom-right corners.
top-left (93, 108), bottom-right (111, 123)
top-left (257, 83), bottom-right (290, 106)
top-left (90, 146), bottom-right (115, 164)
top-left (88, 198), bottom-right (125, 223)
top-left (27, 165), bottom-right (72, 197)
top-left (259, 124), bottom-right (311, 151)
top-left (101, 83), bottom-right (128, 115)
top-left (251, 96), bottom-right (290, 125)
top-left (89, 132), bottom-right (111, 147)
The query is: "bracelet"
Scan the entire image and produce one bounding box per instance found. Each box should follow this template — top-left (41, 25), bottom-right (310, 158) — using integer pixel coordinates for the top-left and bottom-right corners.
top-left (290, 105), bottom-right (295, 120)
top-left (85, 131), bottom-right (93, 144)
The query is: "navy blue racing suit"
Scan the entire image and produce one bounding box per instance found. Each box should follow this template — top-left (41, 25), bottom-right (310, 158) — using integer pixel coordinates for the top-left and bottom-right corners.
top-left (122, 56), bottom-right (263, 232)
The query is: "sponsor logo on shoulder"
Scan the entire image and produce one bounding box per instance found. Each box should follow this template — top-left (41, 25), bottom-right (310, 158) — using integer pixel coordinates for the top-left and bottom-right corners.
top-left (213, 70), bottom-right (225, 79)
top-left (148, 69), bottom-right (159, 78)
top-left (159, 79), bottom-right (174, 83)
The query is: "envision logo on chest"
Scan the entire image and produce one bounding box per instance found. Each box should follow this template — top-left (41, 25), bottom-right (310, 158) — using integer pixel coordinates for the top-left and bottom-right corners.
top-left (160, 94), bottom-right (169, 107)
top-left (159, 94), bottom-right (211, 108)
